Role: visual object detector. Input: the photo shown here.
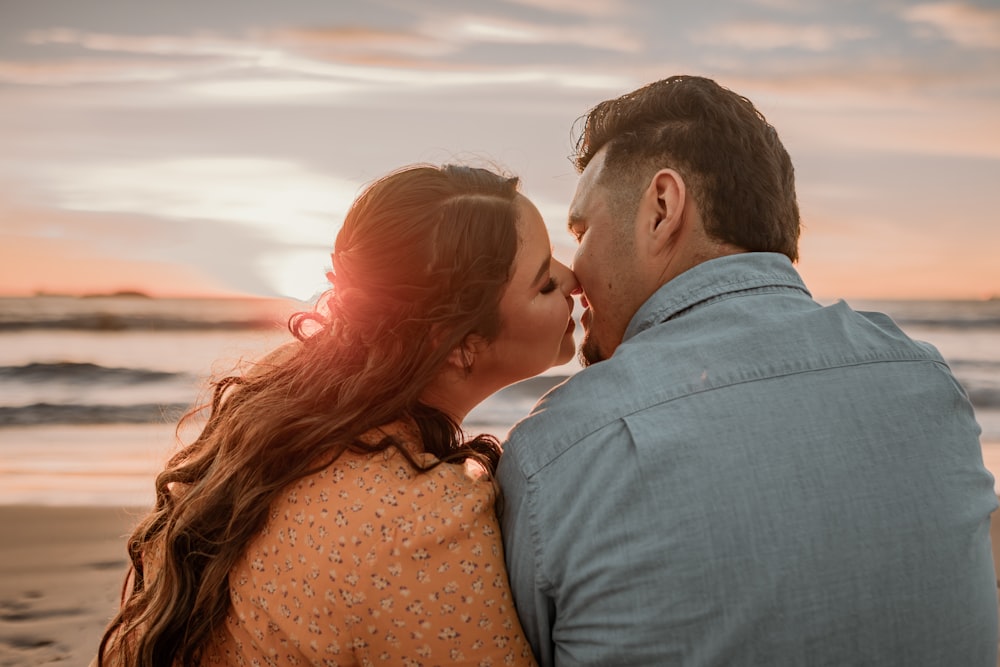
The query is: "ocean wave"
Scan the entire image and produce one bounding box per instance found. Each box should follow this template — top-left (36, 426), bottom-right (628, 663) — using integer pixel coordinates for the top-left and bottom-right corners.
top-left (0, 296), bottom-right (297, 332)
top-left (949, 360), bottom-right (1000, 371)
top-left (0, 373), bottom-right (995, 428)
top-left (849, 300), bottom-right (1000, 331)
top-left (968, 388), bottom-right (1000, 411)
top-left (0, 362), bottom-right (185, 384)
top-left (0, 403), bottom-right (191, 427)
top-left (892, 317), bottom-right (1000, 330)
top-left (0, 315), bottom-right (281, 332)
top-left (0, 377), bottom-right (574, 428)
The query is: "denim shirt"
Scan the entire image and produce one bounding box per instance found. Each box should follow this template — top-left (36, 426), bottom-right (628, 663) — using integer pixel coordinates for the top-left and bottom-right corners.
top-left (498, 253), bottom-right (997, 667)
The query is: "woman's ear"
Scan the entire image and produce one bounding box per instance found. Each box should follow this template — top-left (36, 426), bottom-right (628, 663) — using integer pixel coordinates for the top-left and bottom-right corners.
top-left (445, 334), bottom-right (487, 374)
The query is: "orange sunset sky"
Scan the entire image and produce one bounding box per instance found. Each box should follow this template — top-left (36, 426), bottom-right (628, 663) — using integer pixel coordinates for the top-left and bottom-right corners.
top-left (0, 0), bottom-right (998, 301)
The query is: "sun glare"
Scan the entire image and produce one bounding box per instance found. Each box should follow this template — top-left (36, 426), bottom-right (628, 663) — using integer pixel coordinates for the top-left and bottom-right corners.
top-left (33, 157), bottom-right (361, 298)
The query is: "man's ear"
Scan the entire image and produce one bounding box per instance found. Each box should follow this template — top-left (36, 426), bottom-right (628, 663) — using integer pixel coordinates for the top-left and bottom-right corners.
top-left (640, 168), bottom-right (686, 255)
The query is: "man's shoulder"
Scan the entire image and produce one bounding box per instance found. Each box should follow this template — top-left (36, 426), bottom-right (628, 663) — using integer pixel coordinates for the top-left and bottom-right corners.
top-left (501, 297), bottom-right (951, 480)
top-left (502, 357), bottom-right (646, 478)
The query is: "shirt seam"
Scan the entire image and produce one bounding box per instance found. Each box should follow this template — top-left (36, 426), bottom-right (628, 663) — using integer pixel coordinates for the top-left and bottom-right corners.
top-left (626, 274), bottom-right (809, 339)
top-left (614, 355), bottom-right (954, 423)
top-left (523, 355), bottom-right (952, 480)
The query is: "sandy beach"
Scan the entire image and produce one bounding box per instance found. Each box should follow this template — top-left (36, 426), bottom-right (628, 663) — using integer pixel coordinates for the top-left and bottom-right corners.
top-left (0, 505), bottom-right (143, 666)
top-left (2, 473), bottom-right (999, 665)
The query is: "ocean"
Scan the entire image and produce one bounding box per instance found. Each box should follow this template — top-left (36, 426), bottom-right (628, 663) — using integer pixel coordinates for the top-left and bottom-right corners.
top-left (1, 295), bottom-right (998, 506)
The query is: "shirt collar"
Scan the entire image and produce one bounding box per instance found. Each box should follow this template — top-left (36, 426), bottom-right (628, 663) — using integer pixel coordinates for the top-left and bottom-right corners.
top-left (623, 252), bottom-right (811, 341)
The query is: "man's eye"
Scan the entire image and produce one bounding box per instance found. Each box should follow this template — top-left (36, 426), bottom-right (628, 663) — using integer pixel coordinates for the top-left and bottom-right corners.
top-left (540, 277), bottom-right (558, 295)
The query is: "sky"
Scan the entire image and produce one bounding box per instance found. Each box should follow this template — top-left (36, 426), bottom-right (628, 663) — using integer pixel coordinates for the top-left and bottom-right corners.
top-left (0, 0), bottom-right (997, 301)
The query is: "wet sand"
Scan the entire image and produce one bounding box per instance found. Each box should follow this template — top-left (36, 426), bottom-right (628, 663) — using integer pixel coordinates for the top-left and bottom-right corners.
top-left (0, 505), bottom-right (142, 666)
top-left (2, 497), bottom-right (999, 666)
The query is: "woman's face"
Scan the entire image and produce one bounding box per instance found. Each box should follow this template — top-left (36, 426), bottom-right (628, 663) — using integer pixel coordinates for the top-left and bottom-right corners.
top-left (475, 195), bottom-right (578, 387)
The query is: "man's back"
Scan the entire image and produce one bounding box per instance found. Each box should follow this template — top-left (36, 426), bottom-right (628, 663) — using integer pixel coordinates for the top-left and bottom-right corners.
top-left (499, 253), bottom-right (997, 666)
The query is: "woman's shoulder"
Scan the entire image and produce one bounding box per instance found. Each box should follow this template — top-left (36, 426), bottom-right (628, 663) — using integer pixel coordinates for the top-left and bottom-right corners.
top-left (268, 425), bottom-right (495, 525)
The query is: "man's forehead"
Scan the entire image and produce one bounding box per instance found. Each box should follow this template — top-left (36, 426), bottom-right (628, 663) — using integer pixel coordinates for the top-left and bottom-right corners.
top-left (571, 157), bottom-right (610, 215)
top-left (580, 145), bottom-right (609, 181)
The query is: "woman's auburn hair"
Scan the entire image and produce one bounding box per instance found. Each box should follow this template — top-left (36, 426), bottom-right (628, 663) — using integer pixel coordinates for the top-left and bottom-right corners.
top-left (97, 164), bottom-right (522, 667)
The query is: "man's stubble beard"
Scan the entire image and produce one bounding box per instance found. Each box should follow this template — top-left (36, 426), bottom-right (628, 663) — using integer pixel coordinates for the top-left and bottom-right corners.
top-left (579, 332), bottom-right (605, 367)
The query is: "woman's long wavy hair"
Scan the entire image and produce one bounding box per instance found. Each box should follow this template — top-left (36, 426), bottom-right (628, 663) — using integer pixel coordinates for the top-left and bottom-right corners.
top-left (97, 164), bottom-right (522, 667)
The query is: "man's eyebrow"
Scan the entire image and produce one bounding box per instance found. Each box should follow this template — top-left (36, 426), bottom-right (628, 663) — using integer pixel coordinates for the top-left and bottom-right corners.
top-left (532, 255), bottom-right (552, 287)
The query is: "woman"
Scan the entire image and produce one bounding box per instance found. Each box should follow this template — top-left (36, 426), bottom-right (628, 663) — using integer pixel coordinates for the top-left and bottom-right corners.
top-left (96, 164), bottom-right (577, 666)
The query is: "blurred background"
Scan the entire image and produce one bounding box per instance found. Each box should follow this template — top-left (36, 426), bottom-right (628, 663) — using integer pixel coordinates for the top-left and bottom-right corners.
top-left (0, 0), bottom-right (998, 505)
top-left (1, 0), bottom-right (998, 300)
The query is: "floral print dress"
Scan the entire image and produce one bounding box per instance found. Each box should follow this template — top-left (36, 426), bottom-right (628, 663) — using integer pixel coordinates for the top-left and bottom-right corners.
top-left (201, 427), bottom-right (536, 666)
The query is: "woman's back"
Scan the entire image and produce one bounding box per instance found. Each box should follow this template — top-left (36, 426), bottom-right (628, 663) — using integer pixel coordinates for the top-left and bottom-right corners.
top-left (202, 425), bottom-right (534, 665)
top-left (95, 164), bottom-right (575, 666)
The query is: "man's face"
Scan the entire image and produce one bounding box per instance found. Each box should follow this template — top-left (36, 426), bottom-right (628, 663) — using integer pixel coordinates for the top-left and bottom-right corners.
top-left (567, 148), bottom-right (646, 366)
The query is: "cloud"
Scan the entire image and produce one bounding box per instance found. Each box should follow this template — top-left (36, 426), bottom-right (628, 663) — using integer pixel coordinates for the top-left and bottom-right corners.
top-left (903, 2), bottom-right (1000, 49)
top-left (721, 77), bottom-right (1000, 160)
top-left (24, 27), bottom-right (260, 59)
top-left (744, 0), bottom-right (822, 10)
top-left (692, 20), bottom-right (873, 51)
top-left (3, 28), bottom-right (268, 85)
top-left (265, 26), bottom-right (459, 62)
top-left (179, 78), bottom-right (357, 101)
top-left (500, 0), bottom-right (624, 18)
top-left (720, 60), bottom-right (994, 102)
top-left (9, 155), bottom-right (350, 296)
top-left (0, 193), bottom-right (276, 296)
top-left (428, 14), bottom-right (640, 53)
top-left (269, 15), bottom-right (642, 57)
top-left (38, 157), bottom-right (357, 246)
top-left (6, 25), bottom-right (633, 96)
top-left (0, 58), bottom-right (216, 85)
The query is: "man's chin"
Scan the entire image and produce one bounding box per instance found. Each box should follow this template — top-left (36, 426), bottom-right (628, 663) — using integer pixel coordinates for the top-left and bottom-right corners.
top-left (579, 337), bottom-right (606, 367)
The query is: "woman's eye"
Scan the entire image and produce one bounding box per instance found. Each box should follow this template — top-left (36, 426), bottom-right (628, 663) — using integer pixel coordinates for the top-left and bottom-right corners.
top-left (540, 277), bottom-right (558, 295)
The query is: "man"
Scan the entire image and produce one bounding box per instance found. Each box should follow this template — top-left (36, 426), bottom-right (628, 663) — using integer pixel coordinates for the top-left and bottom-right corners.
top-left (498, 75), bottom-right (998, 666)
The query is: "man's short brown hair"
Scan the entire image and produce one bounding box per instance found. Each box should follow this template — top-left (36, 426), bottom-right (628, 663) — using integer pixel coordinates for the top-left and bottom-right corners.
top-left (573, 75), bottom-right (800, 261)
